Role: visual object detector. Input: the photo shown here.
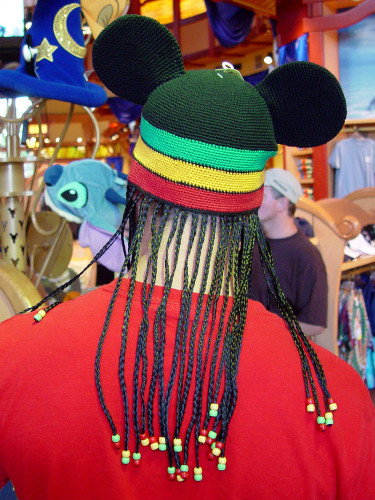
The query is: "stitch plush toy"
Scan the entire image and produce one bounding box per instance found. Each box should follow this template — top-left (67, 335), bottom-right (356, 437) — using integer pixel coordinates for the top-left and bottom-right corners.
top-left (44, 159), bottom-right (128, 272)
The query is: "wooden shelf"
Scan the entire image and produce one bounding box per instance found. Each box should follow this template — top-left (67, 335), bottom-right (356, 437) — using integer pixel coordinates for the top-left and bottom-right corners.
top-left (301, 178), bottom-right (314, 185)
top-left (341, 255), bottom-right (375, 273)
top-left (344, 118), bottom-right (375, 127)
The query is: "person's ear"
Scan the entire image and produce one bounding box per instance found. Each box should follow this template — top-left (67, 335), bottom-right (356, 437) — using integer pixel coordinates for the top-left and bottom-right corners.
top-left (276, 196), bottom-right (289, 212)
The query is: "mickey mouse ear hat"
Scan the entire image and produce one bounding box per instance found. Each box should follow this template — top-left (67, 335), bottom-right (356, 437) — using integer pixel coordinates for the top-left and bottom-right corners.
top-left (0, 0), bottom-right (107, 107)
top-left (93, 15), bottom-right (346, 214)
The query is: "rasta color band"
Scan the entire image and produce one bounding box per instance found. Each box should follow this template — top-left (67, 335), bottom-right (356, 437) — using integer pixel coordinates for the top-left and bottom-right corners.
top-left (140, 117), bottom-right (276, 172)
top-left (129, 157), bottom-right (264, 213)
top-left (133, 137), bottom-right (265, 193)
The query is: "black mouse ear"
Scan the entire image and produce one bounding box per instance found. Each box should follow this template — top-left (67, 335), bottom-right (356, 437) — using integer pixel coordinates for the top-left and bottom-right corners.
top-left (93, 15), bottom-right (185, 105)
top-left (256, 62), bottom-right (347, 147)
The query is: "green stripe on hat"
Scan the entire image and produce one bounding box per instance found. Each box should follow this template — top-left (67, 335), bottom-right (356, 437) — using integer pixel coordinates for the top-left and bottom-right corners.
top-left (140, 117), bottom-right (276, 172)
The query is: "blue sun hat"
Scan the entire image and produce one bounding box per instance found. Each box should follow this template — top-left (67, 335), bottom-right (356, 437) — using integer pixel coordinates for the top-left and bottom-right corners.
top-left (0, 0), bottom-right (107, 107)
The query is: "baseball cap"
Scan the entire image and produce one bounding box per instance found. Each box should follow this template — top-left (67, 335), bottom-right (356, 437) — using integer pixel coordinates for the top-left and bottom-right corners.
top-left (264, 168), bottom-right (303, 204)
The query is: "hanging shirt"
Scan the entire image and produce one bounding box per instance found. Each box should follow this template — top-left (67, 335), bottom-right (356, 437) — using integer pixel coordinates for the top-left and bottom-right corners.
top-left (329, 137), bottom-right (375, 198)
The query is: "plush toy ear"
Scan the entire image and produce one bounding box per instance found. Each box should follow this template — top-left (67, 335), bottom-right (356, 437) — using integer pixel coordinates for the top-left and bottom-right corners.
top-left (93, 15), bottom-right (185, 104)
top-left (256, 62), bottom-right (347, 147)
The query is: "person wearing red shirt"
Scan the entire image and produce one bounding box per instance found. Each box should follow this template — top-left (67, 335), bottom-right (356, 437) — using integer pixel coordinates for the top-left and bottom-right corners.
top-left (0, 14), bottom-right (374, 500)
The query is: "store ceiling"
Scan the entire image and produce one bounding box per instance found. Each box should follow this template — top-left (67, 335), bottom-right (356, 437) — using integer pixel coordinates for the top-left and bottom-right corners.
top-left (141, 0), bottom-right (276, 22)
top-left (3, 0), bottom-right (367, 153)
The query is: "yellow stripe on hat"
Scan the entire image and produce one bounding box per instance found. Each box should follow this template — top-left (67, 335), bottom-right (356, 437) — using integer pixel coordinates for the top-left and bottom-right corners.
top-left (134, 138), bottom-right (265, 193)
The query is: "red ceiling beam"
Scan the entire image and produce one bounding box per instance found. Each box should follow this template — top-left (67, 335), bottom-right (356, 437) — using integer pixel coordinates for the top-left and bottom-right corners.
top-left (172, 0), bottom-right (181, 44)
top-left (303, 0), bottom-right (375, 32)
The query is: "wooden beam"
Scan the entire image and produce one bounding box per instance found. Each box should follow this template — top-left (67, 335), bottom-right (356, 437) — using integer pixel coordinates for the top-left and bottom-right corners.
top-left (129, 0), bottom-right (141, 15)
top-left (303, 0), bottom-right (375, 32)
top-left (172, 0), bottom-right (181, 45)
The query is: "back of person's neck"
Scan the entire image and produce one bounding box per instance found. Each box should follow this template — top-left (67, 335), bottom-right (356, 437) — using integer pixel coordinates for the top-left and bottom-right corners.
top-left (126, 212), bottom-right (234, 296)
top-left (262, 215), bottom-right (298, 239)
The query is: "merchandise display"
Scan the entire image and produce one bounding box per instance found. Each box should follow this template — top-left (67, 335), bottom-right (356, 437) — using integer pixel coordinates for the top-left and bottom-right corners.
top-left (338, 280), bottom-right (375, 387)
top-left (44, 159), bottom-right (129, 274)
top-left (44, 159), bottom-right (128, 233)
top-left (0, 0), bottom-right (107, 106)
top-left (81, 0), bottom-right (130, 38)
top-left (296, 157), bottom-right (313, 179)
top-left (329, 136), bottom-right (375, 198)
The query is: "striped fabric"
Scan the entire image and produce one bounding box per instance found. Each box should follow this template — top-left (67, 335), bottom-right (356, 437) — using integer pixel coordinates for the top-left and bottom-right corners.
top-left (140, 117), bottom-right (273, 173)
top-left (129, 117), bottom-right (276, 214)
top-left (129, 157), bottom-right (264, 213)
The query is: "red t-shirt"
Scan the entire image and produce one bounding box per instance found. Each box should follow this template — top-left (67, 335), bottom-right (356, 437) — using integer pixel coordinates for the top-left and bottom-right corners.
top-left (0, 279), bottom-right (374, 500)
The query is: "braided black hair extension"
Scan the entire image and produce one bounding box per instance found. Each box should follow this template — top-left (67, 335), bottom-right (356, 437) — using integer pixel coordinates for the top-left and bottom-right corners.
top-left (94, 249), bottom-right (134, 438)
top-left (134, 203), bottom-right (169, 441)
top-left (253, 215), bottom-right (332, 417)
top-left (173, 214), bottom-right (208, 430)
top-left (141, 209), bottom-right (188, 466)
top-left (173, 213), bottom-right (201, 439)
top-left (194, 216), bottom-right (236, 449)
top-left (164, 214), bottom-right (215, 469)
top-left (177, 216), bottom-right (219, 463)
top-left (28, 184), bottom-right (337, 480)
top-left (94, 193), bottom-right (152, 448)
top-left (119, 196), bottom-right (154, 453)
top-left (202, 214), bottom-right (250, 436)
top-left (183, 215), bottom-right (232, 466)
top-left (223, 215), bottom-right (257, 443)
top-left (213, 215), bottom-right (246, 446)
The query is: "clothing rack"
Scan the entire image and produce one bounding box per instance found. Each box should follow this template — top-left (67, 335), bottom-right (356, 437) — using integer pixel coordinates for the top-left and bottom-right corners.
top-left (295, 191), bottom-right (375, 355)
top-left (342, 259), bottom-right (375, 279)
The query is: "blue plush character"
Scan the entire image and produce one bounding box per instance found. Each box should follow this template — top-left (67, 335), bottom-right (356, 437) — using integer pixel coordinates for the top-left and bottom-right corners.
top-left (44, 159), bottom-right (128, 272)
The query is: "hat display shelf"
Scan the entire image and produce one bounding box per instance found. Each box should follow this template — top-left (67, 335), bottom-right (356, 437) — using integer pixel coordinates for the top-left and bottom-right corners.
top-left (0, 97), bottom-right (101, 320)
top-left (0, 0), bottom-right (107, 319)
top-left (0, 98), bottom-right (44, 273)
top-left (0, 97), bottom-right (45, 319)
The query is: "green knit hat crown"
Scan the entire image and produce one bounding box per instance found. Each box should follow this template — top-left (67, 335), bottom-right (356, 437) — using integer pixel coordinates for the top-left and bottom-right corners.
top-left (93, 14), bottom-right (347, 213)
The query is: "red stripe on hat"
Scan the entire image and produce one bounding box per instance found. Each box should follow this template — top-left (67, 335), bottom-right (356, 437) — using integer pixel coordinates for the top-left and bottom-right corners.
top-left (129, 158), bottom-right (263, 213)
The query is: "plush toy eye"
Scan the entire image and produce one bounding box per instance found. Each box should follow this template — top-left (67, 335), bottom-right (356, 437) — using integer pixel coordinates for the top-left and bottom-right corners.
top-left (57, 182), bottom-right (88, 208)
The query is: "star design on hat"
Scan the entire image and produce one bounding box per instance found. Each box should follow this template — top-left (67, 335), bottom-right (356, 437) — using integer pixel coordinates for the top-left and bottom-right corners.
top-left (35, 38), bottom-right (58, 63)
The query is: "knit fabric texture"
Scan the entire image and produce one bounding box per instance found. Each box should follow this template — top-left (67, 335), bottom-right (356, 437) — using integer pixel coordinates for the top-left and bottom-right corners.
top-left (93, 15), bottom-right (185, 105)
top-left (256, 62), bottom-right (347, 147)
top-left (130, 70), bottom-right (277, 213)
top-left (93, 15), bottom-right (347, 213)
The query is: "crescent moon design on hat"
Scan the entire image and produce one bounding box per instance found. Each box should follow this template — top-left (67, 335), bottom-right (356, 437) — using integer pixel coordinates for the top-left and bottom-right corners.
top-left (53, 3), bottom-right (87, 58)
top-left (0, 0), bottom-right (107, 107)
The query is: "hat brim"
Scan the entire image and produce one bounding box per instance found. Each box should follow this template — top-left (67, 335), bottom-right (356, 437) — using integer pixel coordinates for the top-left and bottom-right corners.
top-left (0, 69), bottom-right (107, 107)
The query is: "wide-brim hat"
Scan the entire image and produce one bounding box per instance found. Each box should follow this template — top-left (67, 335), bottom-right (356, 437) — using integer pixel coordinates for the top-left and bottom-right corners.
top-left (0, 0), bottom-right (107, 107)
